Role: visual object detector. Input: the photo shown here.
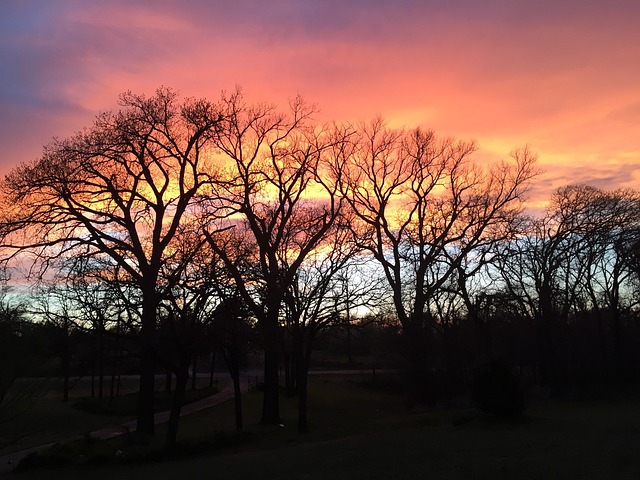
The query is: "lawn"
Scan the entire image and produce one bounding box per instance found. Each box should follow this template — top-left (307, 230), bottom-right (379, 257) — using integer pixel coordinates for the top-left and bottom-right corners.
top-left (0, 377), bottom-right (133, 456)
top-left (8, 374), bottom-right (640, 479)
top-left (0, 375), bottom-right (217, 457)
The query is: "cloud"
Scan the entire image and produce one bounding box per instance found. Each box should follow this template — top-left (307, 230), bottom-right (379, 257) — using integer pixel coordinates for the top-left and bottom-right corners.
top-left (1, 0), bottom-right (639, 207)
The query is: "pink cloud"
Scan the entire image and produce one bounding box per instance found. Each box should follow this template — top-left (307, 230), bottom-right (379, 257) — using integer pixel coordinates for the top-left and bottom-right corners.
top-left (1, 0), bottom-right (639, 206)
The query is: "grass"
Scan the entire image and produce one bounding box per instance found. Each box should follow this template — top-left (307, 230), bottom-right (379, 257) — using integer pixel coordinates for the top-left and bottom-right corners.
top-left (8, 374), bottom-right (640, 479)
top-left (73, 383), bottom-right (220, 416)
top-left (0, 376), bottom-right (217, 457)
top-left (0, 378), bottom-right (133, 456)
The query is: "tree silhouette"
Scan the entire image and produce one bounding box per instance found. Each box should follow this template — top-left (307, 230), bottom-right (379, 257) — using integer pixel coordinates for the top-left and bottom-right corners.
top-left (340, 120), bottom-right (537, 401)
top-left (203, 90), bottom-right (350, 424)
top-left (0, 285), bottom-right (32, 406)
top-left (496, 185), bottom-right (640, 388)
top-left (281, 219), bottom-right (380, 433)
top-left (0, 88), bottom-right (222, 434)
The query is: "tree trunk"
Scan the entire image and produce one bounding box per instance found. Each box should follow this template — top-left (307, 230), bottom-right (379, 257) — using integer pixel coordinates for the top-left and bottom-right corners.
top-left (283, 349), bottom-right (294, 396)
top-left (110, 364), bottom-right (116, 400)
top-left (209, 350), bottom-right (216, 388)
top-left (261, 312), bottom-right (281, 425)
top-left (110, 326), bottom-right (121, 400)
top-left (61, 320), bottom-right (71, 403)
top-left (97, 328), bottom-right (104, 400)
top-left (62, 351), bottom-right (70, 403)
top-left (297, 338), bottom-right (311, 434)
top-left (346, 320), bottom-right (353, 365)
top-left (537, 279), bottom-right (557, 390)
top-left (231, 368), bottom-right (243, 431)
top-left (137, 290), bottom-right (157, 435)
top-left (479, 321), bottom-right (493, 361)
top-left (400, 317), bottom-right (434, 406)
top-left (191, 355), bottom-right (198, 390)
top-left (595, 312), bottom-right (609, 382)
top-left (165, 370), bottom-right (173, 393)
top-left (165, 364), bottom-right (189, 452)
top-left (611, 309), bottom-right (624, 385)
top-left (91, 335), bottom-right (96, 398)
top-left (222, 343), bottom-right (244, 432)
top-left (297, 365), bottom-right (309, 434)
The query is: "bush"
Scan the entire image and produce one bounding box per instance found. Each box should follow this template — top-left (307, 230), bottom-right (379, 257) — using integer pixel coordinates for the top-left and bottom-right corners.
top-left (472, 360), bottom-right (525, 417)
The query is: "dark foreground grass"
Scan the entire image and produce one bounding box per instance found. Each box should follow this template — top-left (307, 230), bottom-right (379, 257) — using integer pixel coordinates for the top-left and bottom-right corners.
top-left (73, 384), bottom-right (220, 416)
top-left (0, 378), bottom-right (136, 457)
top-left (0, 377), bottom-right (217, 457)
top-left (10, 375), bottom-right (640, 479)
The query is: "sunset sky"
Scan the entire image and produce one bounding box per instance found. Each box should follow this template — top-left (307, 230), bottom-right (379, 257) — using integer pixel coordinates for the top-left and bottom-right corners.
top-left (1, 0), bottom-right (639, 207)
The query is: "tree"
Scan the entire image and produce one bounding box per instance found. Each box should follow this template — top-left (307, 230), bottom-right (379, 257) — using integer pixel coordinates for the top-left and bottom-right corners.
top-left (204, 90), bottom-right (349, 424)
top-left (210, 295), bottom-right (255, 432)
top-left (0, 88), bottom-right (222, 434)
top-left (340, 120), bottom-right (537, 401)
top-left (451, 206), bottom-right (530, 362)
top-left (558, 186), bottom-right (640, 382)
top-left (496, 203), bottom-right (587, 388)
top-left (0, 285), bottom-right (32, 405)
top-left (281, 219), bottom-right (382, 433)
top-left (497, 185), bottom-right (640, 387)
top-left (0, 285), bottom-right (51, 434)
top-left (154, 224), bottom-right (218, 451)
top-left (59, 256), bottom-right (127, 400)
top-left (31, 283), bottom-right (83, 402)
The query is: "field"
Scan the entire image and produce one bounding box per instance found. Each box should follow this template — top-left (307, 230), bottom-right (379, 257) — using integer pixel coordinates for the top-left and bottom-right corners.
top-left (5, 374), bottom-right (640, 479)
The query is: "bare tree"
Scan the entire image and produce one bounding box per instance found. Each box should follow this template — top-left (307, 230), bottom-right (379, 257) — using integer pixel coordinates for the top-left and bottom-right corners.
top-left (210, 294), bottom-right (254, 432)
top-left (496, 202), bottom-right (588, 387)
top-left (57, 257), bottom-right (127, 401)
top-left (561, 187), bottom-right (640, 382)
top-left (0, 282), bottom-right (31, 406)
top-left (497, 185), bottom-right (640, 387)
top-left (31, 283), bottom-right (81, 402)
top-left (281, 218), bottom-right (384, 433)
top-left (0, 88), bottom-right (222, 434)
top-left (340, 120), bottom-right (537, 400)
top-left (154, 224), bottom-right (218, 451)
top-left (203, 90), bottom-right (349, 424)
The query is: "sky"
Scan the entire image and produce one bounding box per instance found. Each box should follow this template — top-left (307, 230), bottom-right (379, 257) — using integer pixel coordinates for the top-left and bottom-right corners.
top-left (1, 0), bottom-right (639, 208)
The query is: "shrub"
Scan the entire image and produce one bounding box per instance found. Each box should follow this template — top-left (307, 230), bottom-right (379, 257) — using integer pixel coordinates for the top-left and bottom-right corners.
top-left (472, 360), bottom-right (525, 417)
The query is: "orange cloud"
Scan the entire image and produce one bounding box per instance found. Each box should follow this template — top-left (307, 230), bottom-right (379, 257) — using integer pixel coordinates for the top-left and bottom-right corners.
top-left (1, 1), bottom-right (638, 209)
